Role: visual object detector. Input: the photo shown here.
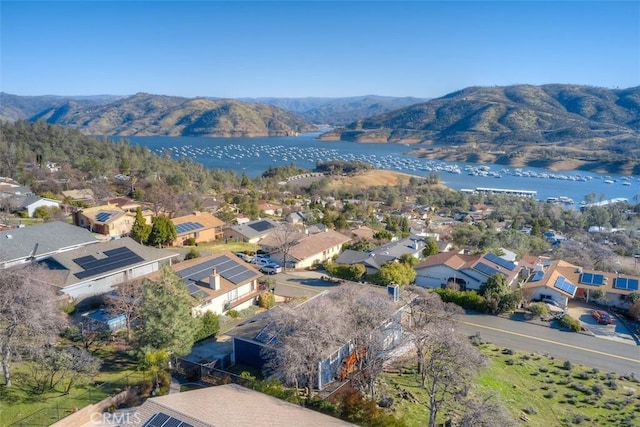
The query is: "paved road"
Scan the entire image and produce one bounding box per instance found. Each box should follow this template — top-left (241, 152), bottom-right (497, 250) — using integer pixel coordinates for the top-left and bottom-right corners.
top-left (268, 273), bottom-right (639, 375)
top-left (457, 313), bottom-right (640, 376)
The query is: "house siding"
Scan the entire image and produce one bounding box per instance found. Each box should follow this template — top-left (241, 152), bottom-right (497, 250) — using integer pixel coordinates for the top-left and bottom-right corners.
top-left (233, 338), bottom-right (267, 367)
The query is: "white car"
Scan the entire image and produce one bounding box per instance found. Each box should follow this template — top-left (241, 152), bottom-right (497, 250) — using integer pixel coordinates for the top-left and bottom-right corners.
top-left (234, 252), bottom-right (253, 263)
top-left (260, 263), bottom-right (283, 275)
top-left (252, 257), bottom-right (270, 267)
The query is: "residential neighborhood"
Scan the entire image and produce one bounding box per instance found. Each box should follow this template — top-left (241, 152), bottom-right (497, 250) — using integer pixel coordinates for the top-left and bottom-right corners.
top-left (1, 122), bottom-right (640, 427)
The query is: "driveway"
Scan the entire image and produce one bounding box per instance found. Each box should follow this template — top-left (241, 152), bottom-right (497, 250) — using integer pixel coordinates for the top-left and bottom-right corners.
top-left (567, 301), bottom-right (638, 346)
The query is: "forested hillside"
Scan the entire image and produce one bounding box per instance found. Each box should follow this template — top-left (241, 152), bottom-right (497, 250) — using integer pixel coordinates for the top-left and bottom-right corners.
top-left (16, 93), bottom-right (318, 137)
top-left (0, 120), bottom-right (238, 190)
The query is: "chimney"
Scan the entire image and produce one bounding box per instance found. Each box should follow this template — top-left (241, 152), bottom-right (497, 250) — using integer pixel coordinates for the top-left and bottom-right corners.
top-left (210, 268), bottom-right (221, 290)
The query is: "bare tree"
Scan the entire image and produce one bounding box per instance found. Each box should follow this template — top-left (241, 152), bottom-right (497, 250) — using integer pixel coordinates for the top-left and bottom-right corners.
top-left (270, 225), bottom-right (303, 270)
top-left (402, 286), bottom-right (463, 377)
top-left (105, 279), bottom-right (144, 342)
top-left (458, 393), bottom-right (517, 427)
top-left (328, 284), bottom-right (397, 400)
top-left (261, 299), bottom-right (344, 393)
top-left (262, 283), bottom-right (403, 398)
top-left (419, 327), bottom-right (488, 427)
top-left (0, 267), bottom-right (66, 387)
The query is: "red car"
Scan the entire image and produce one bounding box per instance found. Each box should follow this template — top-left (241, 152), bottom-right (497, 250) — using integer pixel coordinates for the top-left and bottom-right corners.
top-left (591, 310), bottom-right (613, 325)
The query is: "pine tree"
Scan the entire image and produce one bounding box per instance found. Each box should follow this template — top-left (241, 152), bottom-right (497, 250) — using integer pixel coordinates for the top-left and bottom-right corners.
top-left (138, 267), bottom-right (197, 357)
top-left (130, 207), bottom-right (151, 244)
top-left (148, 215), bottom-right (177, 247)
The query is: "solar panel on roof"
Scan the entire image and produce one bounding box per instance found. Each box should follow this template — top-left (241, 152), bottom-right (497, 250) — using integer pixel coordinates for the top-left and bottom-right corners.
top-left (144, 412), bottom-right (193, 427)
top-left (96, 212), bottom-right (113, 222)
top-left (177, 255), bottom-right (257, 285)
top-left (554, 276), bottom-right (576, 296)
top-left (176, 221), bottom-right (205, 234)
top-left (614, 277), bottom-right (640, 291)
top-left (248, 220), bottom-right (273, 233)
top-left (74, 247), bottom-right (144, 279)
top-left (474, 262), bottom-right (503, 277)
top-left (531, 270), bottom-right (545, 281)
top-left (579, 273), bottom-right (605, 286)
top-left (484, 253), bottom-right (516, 271)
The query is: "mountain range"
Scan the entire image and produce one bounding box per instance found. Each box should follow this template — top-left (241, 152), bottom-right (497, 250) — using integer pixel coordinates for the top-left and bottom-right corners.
top-left (1, 85), bottom-right (639, 172)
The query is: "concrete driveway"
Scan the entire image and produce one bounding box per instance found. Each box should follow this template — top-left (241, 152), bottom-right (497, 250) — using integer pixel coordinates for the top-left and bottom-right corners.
top-left (567, 301), bottom-right (638, 346)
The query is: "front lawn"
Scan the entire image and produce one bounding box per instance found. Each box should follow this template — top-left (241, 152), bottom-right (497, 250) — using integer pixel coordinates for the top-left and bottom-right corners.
top-left (0, 345), bottom-right (147, 427)
top-left (378, 343), bottom-right (640, 427)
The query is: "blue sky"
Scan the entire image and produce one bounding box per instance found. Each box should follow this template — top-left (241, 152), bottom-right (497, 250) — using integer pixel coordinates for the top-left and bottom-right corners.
top-left (1, 1), bottom-right (638, 98)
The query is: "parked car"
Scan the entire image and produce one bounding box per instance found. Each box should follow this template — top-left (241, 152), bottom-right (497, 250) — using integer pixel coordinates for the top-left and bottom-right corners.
top-left (260, 263), bottom-right (283, 275)
top-left (252, 257), bottom-right (270, 267)
top-left (234, 252), bottom-right (253, 263)
top-left (591, 310), bottom-right (613, 325)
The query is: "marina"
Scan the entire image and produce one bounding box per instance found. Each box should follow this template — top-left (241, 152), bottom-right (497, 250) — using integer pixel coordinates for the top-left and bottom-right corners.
top-left (124, 133), bottom-right (640, 205)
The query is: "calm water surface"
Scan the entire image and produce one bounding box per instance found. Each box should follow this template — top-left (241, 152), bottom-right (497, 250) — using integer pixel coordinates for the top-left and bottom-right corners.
top-left (124, 133), bottom-right (640, 204)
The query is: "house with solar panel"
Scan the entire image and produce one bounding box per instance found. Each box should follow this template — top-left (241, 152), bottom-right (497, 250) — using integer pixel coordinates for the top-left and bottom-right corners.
top-left (73, 204), bottom-right (153, 238)
top-left (258, 229), bottom-right (352, 269)
top-left (170, 211), bottom-right (224, 246)
top-left (414, 252), bottom-right (524, 292)
top-left (37, 237), bottom-right (177, 302)
top-left (0, 221), bottom-right (98, 269)
top-left (167, 252), bottom-right (263, 315)
top-left (520, 258), bottom-right (640, 310)
top-left (224, 218), bottom-right (280, 244)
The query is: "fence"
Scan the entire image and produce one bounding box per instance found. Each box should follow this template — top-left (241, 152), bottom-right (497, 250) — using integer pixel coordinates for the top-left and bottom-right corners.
top-left (8, 372), bottom-right (141, 427)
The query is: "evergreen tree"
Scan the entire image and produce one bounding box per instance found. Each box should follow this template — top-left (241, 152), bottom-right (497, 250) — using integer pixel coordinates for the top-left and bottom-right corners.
top-left (422, 238), bottom-right (439, 257)
top-left (531, 219), bottom-right (542, 237)
top-left (148, 215), bottom-right (177, 247)
top-left (130, 207), bottom-right (151, 244)
top-left (138, 267), bottom-right (197, 357)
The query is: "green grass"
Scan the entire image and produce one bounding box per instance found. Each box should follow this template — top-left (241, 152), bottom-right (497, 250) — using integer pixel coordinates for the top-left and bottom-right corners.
top-left (196, 241), bottom-right (259, 254)
top-left (0, 345), bottom-right (147, 427)
top-left (379, 344), bottom-right (640, 427)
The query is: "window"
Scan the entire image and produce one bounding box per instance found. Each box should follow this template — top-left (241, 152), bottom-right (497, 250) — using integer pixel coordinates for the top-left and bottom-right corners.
top-left (329, 349), bottom-right (339, 363)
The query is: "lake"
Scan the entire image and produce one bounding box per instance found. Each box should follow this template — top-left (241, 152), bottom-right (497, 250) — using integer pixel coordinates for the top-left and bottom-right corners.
top-left (124, 133), bottom-right (640, 205)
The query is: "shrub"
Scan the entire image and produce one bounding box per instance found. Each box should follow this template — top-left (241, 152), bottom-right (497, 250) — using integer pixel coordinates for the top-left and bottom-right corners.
top-left (523, 405), bottom-right (538, 415)
top-left (258, 292), bottom-right (276, 309)
top-left (184, 248), bottom-right (200, 260)
top-left (184, 237), bottom-right (197, 246)
top-left (528, 302), bottom-right (550, 317)
top-left (60, 301), bottom-right (76, 315)
top-left (227, 309), bottom-right (240, 319)
top-left (434, 288), bottom-right (489, 312)
top-left (559, 314), bottom-right (582, 332)
top-left (563, 361), bottom-right (574, 370)
top-left (194, 312), bottom-right (220, 342)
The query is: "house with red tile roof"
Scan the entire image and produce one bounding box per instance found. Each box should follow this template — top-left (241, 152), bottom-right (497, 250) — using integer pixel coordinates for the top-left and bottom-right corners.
top-left (414, 251), bottom-right (523, 291)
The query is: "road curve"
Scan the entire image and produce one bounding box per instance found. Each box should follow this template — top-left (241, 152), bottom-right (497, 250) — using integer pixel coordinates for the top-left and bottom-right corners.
top-left (456, 313), bottom-right (640, 375)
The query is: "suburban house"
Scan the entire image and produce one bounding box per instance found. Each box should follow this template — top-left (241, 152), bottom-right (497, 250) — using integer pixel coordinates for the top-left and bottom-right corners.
top-left (229, 285), bottom-right (404, 390)
top-left (61, 189), bottom-right (95, 205)
top-left (260, 229), bottom-right (352, 269)
top-left (11, 195), bottom-right (62, 217)
top-left (121, 384), bottom-right (353, 427)
top-left (0, 177), bottom-right (32, 199)
top-left (170, 211), bottom-right (224, 246)
top-left (104, 197), bottom-right (141, 212)
top-left (224, 218), bottom-right (280, 244)
top-left (37, 237), bottom-right (177, 302)
top-left (166, 252), bottom-right (264, 315)
top-left (334, 250), bottom-right (395, 276)
top-left (519, 257), bottom-right (640, 310)
top-left (414, 251), bottom-right (523, 291)
top-left (73, 204), bottom-right (152, 238)
top-left (0, 221), bottom-right (98, 269)
top-left (334, 236), bottom-right (425, 275)
top-left (349, 225), bottom-right (377, 241)
top-left (256, 200), bottom-right (282, 216)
